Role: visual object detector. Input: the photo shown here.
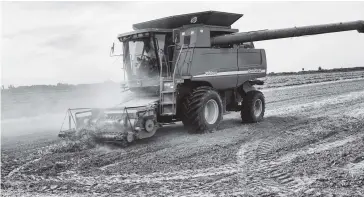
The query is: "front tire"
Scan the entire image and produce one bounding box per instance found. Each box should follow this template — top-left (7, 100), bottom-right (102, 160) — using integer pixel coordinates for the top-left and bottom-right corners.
top-left (182, 86), bottom-right (223, 133)
top-left (241, 91), bottom-right (265, 123)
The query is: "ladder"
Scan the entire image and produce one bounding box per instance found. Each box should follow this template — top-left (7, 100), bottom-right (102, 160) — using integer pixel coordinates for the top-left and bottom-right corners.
top-left (159, 45), bottom-right (185, 116)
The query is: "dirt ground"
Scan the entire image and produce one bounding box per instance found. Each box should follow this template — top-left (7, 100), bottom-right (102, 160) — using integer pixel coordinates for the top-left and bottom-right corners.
top-left (2, 79), bottom-right (364, 197)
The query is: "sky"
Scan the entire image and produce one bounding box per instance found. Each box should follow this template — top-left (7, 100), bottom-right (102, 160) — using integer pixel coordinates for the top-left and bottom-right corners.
top-left (1, 1), bottom-right (364, 87)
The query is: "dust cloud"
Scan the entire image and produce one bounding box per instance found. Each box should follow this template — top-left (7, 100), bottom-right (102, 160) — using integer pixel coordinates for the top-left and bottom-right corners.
top-left (1, 82), bottom-right (130, 138)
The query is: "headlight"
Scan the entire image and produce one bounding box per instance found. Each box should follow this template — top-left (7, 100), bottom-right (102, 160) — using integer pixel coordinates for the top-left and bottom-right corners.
top-left (163, 82), bottom-right (174, 89)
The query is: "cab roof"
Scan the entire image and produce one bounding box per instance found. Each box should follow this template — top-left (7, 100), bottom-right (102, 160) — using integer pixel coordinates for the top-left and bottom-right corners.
top-left (117, 28), bottom-right (172, 40)
top-left (132, 11), bottom-right (243, 30)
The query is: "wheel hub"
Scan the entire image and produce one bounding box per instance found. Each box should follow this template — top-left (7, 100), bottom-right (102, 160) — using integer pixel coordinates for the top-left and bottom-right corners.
top-left (204, 99), bottom-right (219, 124)
top-left (254, 99), bottom-right (263, 117)
top-left (145, 119), bottom-right (155, 133)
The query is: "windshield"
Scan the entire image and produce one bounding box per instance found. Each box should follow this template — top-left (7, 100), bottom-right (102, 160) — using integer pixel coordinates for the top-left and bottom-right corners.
top-left (123, 37), bottom-right (159, 80)
top-left (129, 37), bottom-right (157, 76)
top-left (122, 33), bottom-right (172, 85)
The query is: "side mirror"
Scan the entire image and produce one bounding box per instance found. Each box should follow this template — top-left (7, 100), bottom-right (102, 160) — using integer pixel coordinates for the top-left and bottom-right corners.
top-left (110, 43), bottom-right (115, 55)
top-left (110, 41), bottom-right (123, 57)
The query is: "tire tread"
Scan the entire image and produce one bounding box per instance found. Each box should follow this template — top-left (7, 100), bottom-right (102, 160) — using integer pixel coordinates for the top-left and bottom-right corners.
top-left (241, 91), bottom-right (265, 123)
top-left (182, 86), bottom-right (222, 133)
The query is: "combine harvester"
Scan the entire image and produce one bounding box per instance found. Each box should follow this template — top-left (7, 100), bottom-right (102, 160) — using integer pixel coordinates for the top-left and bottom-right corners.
top-left (59, 11), bottom-right (364, 145)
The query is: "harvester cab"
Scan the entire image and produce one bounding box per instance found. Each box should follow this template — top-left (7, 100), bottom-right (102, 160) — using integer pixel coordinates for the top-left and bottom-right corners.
top-left (59, 11), bottom-right (364, 146)
top-left (118, 29), bottom-right (173, 92)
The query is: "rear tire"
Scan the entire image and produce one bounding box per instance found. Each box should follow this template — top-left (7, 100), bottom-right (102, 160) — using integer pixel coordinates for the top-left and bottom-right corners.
top-left (241, 91), bottom-right (265, 123)
top-left (182, 86), bottom-right (223, 133)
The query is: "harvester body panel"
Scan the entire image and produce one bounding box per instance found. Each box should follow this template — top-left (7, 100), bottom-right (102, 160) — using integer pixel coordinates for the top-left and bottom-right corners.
top-left (188, 48), bottom-right (239, 89)
top-left (237, 48), bottom-right (267, 86)
top-left (176, 47), bottom-right (267, 89)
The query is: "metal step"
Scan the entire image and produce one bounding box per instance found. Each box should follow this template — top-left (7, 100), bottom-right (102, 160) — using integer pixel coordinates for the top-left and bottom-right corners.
top-left (160, 77), bottom-right (177, 115)
top-left (161, 90), bottom-right (175, 93)
top-left (161, 101), bottom-right (175, 105)
top-left (160, 112), bottom-right (175, 116)
top-left (161, 105), bottom-right (175, 115)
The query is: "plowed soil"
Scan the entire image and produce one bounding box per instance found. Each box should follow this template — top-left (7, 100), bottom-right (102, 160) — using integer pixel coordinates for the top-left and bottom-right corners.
top-left (2, 79), bottom-right (364, 197)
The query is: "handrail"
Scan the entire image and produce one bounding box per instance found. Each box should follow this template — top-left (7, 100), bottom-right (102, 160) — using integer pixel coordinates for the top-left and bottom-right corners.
top-left (159, 50), bottom-right (164, 79)
top-left (172, 44), bottom-right (187, 85)
top-left (164, 53), bottom-right (170, 78)
top-left (171, 44), bottom-right (187, 113)
top-left (159, 50), bottom-right (164, 114)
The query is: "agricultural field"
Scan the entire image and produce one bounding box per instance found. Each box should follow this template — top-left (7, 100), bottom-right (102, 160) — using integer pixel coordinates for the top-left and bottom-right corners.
top-left (262, 70), bottom-right (364, 89)
top-left (2, 70), bottom-right (364, 196)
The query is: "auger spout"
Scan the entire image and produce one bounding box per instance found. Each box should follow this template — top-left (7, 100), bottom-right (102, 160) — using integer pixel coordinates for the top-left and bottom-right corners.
top-left (211, 20), bottom-right (364, 45)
